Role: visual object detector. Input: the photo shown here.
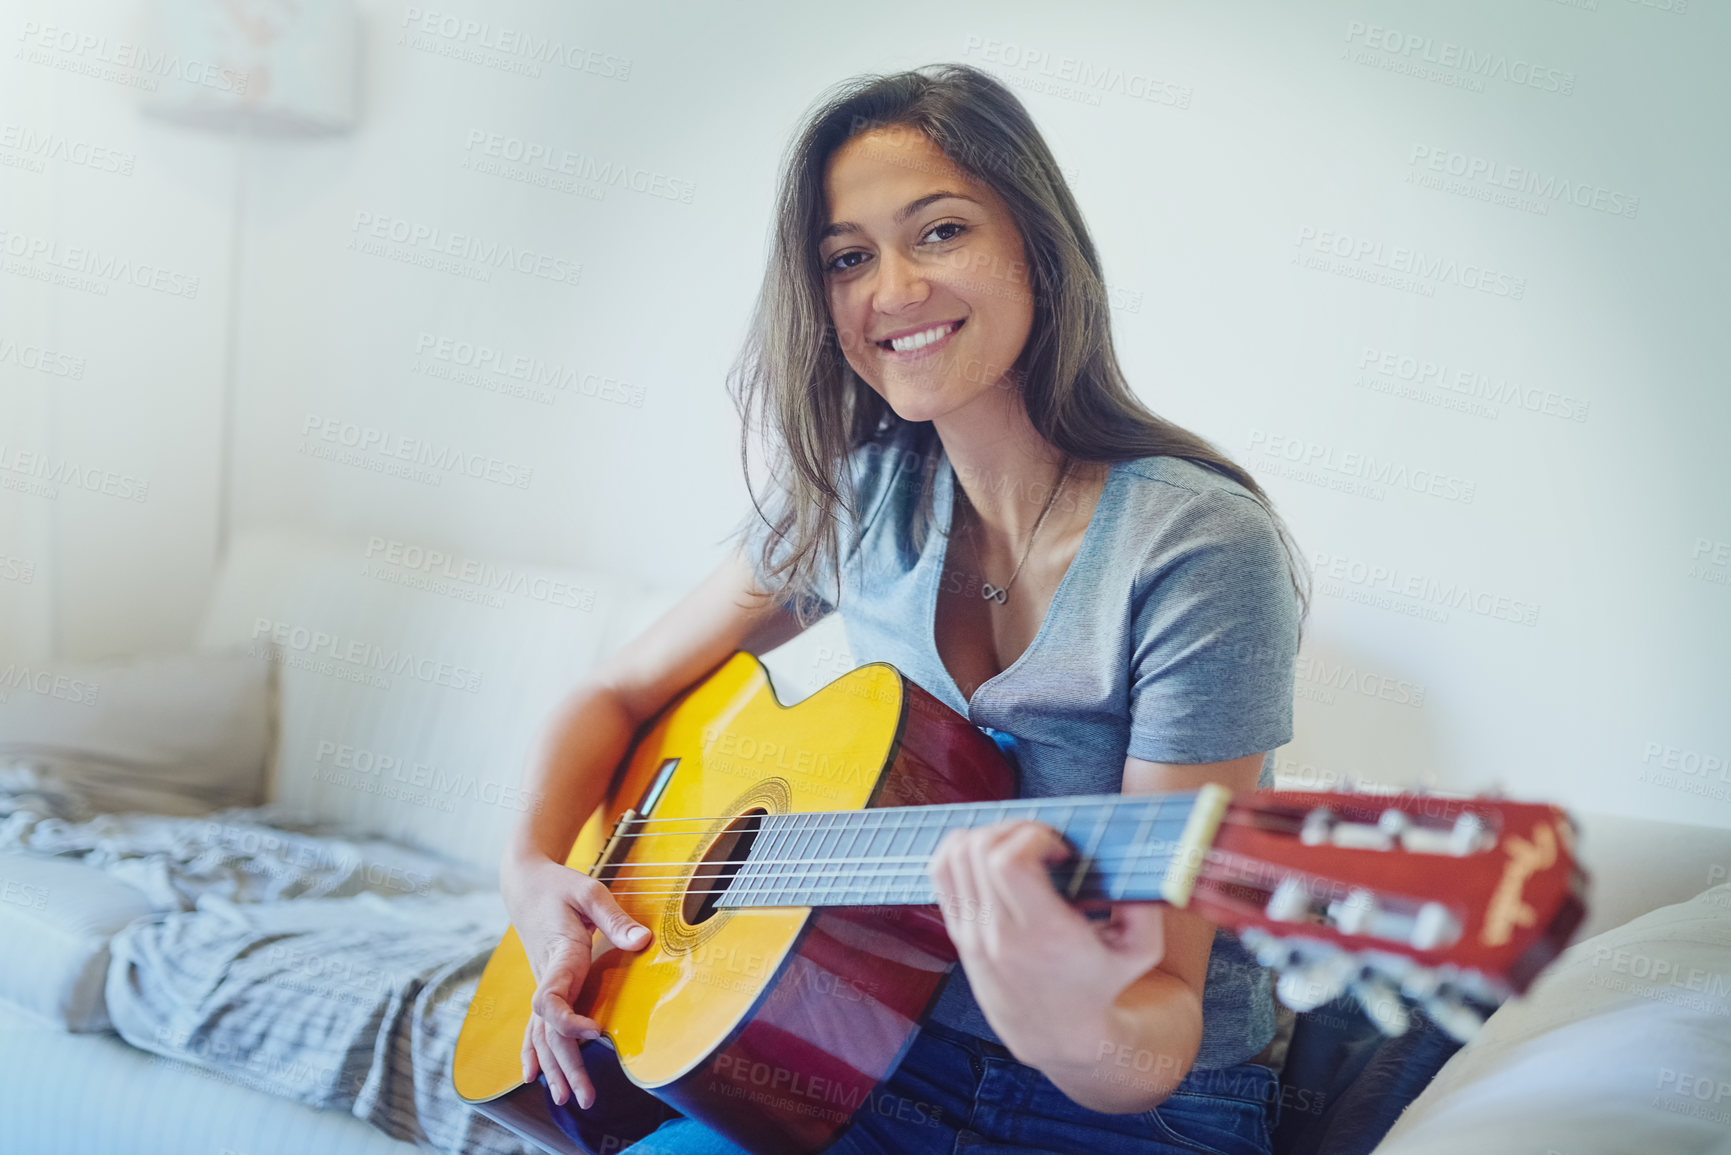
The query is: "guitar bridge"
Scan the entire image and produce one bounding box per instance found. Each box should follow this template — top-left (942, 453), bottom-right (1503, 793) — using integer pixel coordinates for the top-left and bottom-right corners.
top-left (590, 756), bottom-right (680, 878)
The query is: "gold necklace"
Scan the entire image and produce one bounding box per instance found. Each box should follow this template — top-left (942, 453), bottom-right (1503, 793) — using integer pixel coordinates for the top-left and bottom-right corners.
top-left (961, 459), bottom-right (1073, 606)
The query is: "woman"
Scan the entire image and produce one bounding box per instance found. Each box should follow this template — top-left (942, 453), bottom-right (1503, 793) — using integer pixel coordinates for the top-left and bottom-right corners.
top-left (500, 63), bottom-right (1310, 1155)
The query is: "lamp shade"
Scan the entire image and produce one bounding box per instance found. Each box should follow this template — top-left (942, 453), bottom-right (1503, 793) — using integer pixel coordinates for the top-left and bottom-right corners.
top-left (137, 0), bottom-right (360, 134)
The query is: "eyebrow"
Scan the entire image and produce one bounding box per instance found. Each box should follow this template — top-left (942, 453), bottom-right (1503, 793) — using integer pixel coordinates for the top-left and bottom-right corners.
top-left (819, 191), bottom-right (981, 243)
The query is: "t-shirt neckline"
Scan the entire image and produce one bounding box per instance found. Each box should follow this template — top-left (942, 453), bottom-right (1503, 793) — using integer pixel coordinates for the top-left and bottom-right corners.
top-left (927, 448), bottom-right (1122, 719)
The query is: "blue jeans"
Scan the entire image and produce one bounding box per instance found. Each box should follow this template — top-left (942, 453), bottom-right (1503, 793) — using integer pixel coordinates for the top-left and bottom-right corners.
top-left (616, 1020), bottom-right (1279, 1155)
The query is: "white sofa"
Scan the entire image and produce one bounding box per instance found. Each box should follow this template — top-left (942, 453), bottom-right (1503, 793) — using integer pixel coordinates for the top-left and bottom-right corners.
top-left (0, 525), bottom-right (850, 1154)
top-left (1, 524), bottom-right (1727, 1155)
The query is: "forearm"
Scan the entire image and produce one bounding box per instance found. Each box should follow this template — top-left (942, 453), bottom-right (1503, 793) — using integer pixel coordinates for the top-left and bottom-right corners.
top-left (503, 680), bottom-right (640, 880)
top-left (1032, 969), bottom-right (1203, 1114)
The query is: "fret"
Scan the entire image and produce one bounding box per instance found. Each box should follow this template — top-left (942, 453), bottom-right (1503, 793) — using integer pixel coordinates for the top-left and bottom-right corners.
top-left (754, 812), bottom-right (794, 906)
top-left (782, 810), bottom-right (823, 907)
top-left (858, 809), bottom-right (893, 905)
top-left (1065, 802), bottom-right (1113, 900)
top-left (907, 806), bottom-right (946, 867)
top-left (1115, 796), bottom-right (1163, 901)
top-left (826, 808), bottom-right (871, 906)
top-left (751, 811), bottom-right (796, 907)
top-left (807, 813), bottom-right (846, 906)
top-left (886, 808), bottom-right (923, 905)
top-left (728, 792), bottom-right (1203, 908)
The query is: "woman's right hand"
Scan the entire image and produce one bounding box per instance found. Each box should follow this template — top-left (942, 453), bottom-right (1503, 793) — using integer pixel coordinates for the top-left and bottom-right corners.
top-left (501, 850), bottom-right (654, 1109)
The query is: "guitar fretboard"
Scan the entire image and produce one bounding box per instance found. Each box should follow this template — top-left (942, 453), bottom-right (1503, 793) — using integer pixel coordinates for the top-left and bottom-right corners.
top-left (715, 792), bottom-right (1205, 909)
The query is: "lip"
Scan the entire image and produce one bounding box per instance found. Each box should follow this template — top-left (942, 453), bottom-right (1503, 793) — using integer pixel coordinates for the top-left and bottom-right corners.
top-left (875, 318), bottom-right (966, 359)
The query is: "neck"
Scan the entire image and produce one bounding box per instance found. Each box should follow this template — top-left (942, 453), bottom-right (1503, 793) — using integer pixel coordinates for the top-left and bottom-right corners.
top-left (712, 791), bottom-right (1208, 910)
top-left (933, 391), bottom-right (1074, 540)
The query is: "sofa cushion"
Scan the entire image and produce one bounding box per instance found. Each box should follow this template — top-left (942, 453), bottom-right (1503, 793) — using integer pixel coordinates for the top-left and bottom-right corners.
top-left (0, 647), bottom-right (273, 817)
top-left (1370, 882), bottom-right (1731, 1155)
top-left (194, 527), bottom-right (678, 878)
top-left (0, 853), bottom-right (154, 1031)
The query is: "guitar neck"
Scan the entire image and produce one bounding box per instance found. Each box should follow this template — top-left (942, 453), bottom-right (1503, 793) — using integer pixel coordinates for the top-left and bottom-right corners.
top-left (712, 788), bottom-right (1227, 910)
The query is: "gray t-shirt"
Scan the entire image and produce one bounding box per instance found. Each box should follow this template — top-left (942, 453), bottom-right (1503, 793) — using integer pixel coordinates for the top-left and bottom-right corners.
top-left (743, 419), bottom-right (1298, 1069)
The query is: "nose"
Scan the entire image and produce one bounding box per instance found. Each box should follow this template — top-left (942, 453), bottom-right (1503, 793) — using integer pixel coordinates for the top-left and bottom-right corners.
top-left (871, 247), bottom-right (931, 316)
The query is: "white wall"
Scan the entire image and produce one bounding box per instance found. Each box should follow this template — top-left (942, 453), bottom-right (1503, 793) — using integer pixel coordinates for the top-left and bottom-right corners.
top-left (1, 0), bottom-right (234, 659)
top-left (4, 0), bottom-right (1728, 835)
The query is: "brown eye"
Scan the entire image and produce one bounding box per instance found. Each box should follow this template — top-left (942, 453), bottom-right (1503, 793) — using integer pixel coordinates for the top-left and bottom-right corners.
top-left (824, 250), bottom-right (868, 274)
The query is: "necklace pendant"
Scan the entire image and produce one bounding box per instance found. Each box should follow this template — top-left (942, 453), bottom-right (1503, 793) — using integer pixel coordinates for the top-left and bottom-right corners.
top-left (980, 582), bottom-right (1008, 605)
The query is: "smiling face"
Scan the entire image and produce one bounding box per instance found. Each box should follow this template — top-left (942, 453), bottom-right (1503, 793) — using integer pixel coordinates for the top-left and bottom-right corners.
top-left (817, 127), bottom-right (1036, 425)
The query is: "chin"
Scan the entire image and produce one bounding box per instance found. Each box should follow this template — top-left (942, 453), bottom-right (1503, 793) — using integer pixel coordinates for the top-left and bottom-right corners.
top-left (876, 385), bottom-right (965, 426)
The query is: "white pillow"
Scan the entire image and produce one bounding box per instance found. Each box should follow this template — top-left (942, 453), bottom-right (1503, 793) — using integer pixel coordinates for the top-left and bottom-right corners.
top-left (0, 853), bottom-right (154, 1031)
top-left (0, 647), bottom-right (273, 817)
top-left (1372, 883), bottom-right (1731, 1155)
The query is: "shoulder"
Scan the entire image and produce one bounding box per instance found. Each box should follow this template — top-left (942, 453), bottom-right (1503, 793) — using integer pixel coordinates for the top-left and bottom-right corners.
top-left (1109, 456), bottom-right (1300, 635)
top-left (1113, 455), bottom-right (1280, 550)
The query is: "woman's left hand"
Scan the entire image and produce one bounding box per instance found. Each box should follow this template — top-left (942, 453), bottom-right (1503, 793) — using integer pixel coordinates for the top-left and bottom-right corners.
top-left (927, 820), bottom-right (1169, 1069)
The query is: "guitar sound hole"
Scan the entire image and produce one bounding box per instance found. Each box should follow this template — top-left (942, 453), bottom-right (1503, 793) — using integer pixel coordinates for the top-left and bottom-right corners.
top-left (683, 808), bottom-right (768, 926)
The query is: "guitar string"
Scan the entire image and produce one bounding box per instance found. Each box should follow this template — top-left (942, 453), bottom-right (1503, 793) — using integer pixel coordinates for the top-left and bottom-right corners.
top-left (589, 836), bottom-right (1192, 872)
top-left (581, 795), bottom-right (1210, 832)
top-left (583, 858), bottom-right (1304, 903)
top-left (591, 808), bottom-right (1295, 838)
top-left (588, 817), bottom-right (1197, 872)
top-left (585, 809), bottom-right (1199, 872)
top-left (588, 848), bottom-right (1308, 901)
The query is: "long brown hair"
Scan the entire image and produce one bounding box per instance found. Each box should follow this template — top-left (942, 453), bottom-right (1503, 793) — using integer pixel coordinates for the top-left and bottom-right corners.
top-left (730, 63), bottom-right (1310, 632)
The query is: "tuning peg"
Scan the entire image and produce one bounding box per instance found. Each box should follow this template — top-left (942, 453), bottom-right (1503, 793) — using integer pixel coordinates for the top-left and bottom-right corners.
top-left (1448, 812), bottom-right (1488, 856)
top-left (1419, 987), bottom-right (1489, 1044)
top-left (1350, 972), bottom-right (1411, 1036)
top-left (1410, 901), bottom-right (1462, 950)
top-left (1326, 888), bottom-right (1378, 935)
top-left (1300, 807), bottom-right (1335, 847)
top-left (1276, 950), bottom-right (1357, 1012)
top-left (1266, 876), bottom-right (1313, 922)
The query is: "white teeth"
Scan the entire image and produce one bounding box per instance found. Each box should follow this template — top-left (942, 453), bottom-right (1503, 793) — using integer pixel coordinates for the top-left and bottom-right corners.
top-left (887, 322), bottom-right (958, 353)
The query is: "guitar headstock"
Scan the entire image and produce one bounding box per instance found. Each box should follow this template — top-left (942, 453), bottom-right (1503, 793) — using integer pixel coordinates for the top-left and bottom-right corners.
top-left (1187, 791), bottom-right (1589, 1042)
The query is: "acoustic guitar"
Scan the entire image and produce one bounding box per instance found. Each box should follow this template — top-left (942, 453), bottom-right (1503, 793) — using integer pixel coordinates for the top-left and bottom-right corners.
top-left (453, 652), bottom-right (1588, 1155)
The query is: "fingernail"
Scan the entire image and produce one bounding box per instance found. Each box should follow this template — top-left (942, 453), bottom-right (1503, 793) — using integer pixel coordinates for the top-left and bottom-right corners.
top-left (579, 1029), bottom-right (599, 1041)
top-left (625, 925), bottom-right (649, 947)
